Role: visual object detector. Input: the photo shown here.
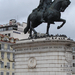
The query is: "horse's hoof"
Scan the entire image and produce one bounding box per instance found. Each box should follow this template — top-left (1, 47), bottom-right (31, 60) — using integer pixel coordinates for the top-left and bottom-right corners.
top-left (57, 26), bottom-right (60, 29)
top-left (34, 35), bottom-right (37, 39)
top-left (46, 34), bottom-right (49, 37)
top-left (28, 36), bottom-right (33, 39)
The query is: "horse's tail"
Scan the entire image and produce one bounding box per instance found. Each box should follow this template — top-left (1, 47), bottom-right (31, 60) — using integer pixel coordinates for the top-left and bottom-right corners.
top-left (24, 16), bottom-right (30, 34)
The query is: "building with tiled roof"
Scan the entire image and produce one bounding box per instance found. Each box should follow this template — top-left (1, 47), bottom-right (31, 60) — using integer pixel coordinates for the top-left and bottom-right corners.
top-left (0, 34), bottom-right (19, 75)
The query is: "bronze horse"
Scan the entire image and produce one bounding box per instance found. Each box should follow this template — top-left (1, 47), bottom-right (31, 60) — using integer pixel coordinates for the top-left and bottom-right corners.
top-left (24, 0), bottom-right (71, 38)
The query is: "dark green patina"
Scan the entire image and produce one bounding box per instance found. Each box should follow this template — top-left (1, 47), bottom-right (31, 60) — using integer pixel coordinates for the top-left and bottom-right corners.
top-left (24, 0), bottom-right (71, 38)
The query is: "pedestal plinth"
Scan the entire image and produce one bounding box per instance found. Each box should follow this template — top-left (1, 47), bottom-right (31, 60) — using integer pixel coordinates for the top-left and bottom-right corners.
top-left (12, 37), bottom-right (75, 75)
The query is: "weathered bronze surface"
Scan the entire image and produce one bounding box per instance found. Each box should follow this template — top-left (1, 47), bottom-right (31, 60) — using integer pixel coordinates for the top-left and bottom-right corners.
top-left (24, 0), bottom-right (71, 38)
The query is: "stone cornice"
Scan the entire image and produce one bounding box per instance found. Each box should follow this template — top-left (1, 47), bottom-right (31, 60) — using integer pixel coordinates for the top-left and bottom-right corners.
top-left (11, 37), bottom-right (75, 49)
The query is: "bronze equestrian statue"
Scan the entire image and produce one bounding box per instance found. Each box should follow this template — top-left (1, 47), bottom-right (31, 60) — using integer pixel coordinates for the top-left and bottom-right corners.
top-left (24, 0), bottom-right (71, 38)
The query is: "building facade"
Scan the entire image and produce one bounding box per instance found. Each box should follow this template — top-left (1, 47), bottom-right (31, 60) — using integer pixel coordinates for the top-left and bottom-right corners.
top-left (72, 47), bottom-right (75, 75)
top-left (0, 34), bottom-right (19, 75)
top-left (0, 19), bottom-right (29, 40)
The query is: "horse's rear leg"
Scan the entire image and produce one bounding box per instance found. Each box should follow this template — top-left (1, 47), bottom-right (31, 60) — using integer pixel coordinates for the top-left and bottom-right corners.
top-left (30, 21), bottom-right (37, 38)
top-left (32, 28), bottom-right (37, 38)
top-left (29, 21), bottom-right (32, 39)
top-left (29, 28), bottom-right (32, 38)
top-left (55, 19), bottom-right (66, 29)
top-left (46, 23), bottom-right (50, 36)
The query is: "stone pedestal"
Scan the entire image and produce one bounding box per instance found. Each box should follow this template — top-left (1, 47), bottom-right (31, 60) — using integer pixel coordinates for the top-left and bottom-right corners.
top-left (12, 37), bottom-right (75, 75)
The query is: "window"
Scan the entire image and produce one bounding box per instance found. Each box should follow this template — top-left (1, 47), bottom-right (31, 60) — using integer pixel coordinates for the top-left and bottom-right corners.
top-left (7, 53), bottom-right (10, 59)
top-left (8, 33), bottom-right (10, 37)
top-left (1, 43), bottom-right (4, 50)
top-left (2, 28), bottom-right (3, 31)
top-left (15, 39), bottom-right (19, 42)
top-left (6, 72), bottom-right (9, 75)
top-left (0, 37), bottom-right (1, 40)
top-left (8, 27), bottom-right (13, 30)
top-left (7, 62), bottom-right (10, 68)
top-left (1, 62), bottom-right (4, 68)
top-left (0, 29), bottom-right (1, 31)
top-left (0, 28), bottom-right (3, 31)
top-left (4, 37), bottom-right (7, 42)
top-left (12, 63), bottom-right (14, 69)
top-left (73, 47), bottom-right (75, 51)
top-left (13, 54), bottom-right (15, 60)
top-left (1, 72), bottom-right (4, 75)
top-left (0, 44), bottom-right (1, 50)
top-left (13, 27), bottom-right (17, 30)
top-left (73, 56), bottom-right (75, 59)
top-left (5, 34), bottom-right (7, 36)
top-left (6, 28), bottom-right (8, 30)
top-left (3, 28), bottom-right (6, 31)
top-left (7, 44), bottom-right (10, 50)
top-left (73, 63), bottom-right (75, 67)
top-left (12, 73), bottom-right (14, 75)
top-left (11, 39), bottom-right (14, 42)
top-left (1, 52), bottom-right (4, 59)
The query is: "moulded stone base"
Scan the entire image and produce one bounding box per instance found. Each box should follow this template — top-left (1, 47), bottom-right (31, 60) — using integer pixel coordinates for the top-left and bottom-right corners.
top-left (12, 37), bottom-right (75, 75)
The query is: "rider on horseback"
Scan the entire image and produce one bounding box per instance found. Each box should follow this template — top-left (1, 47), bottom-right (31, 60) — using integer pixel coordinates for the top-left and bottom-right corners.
top-left (24, 0), bottom-right (71, 38)
top-left (32, 0), bottom-right (53, 22)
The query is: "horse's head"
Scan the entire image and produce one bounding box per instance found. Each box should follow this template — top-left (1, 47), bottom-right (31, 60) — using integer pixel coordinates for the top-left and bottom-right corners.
top-left (60, 0), bottom-right (71, 12)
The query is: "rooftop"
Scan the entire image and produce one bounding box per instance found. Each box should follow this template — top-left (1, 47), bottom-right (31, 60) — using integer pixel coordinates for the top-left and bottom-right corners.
top-left (0, 34), bottom-right (19, 43)
top-left (0, 19), bottom-right (27, 32)
top-left (0, 19), bottom-right (27, 27)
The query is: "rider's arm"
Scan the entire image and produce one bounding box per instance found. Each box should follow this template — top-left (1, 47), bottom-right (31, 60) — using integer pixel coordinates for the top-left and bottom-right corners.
top-left (38, 0), bottom-right (44, 8)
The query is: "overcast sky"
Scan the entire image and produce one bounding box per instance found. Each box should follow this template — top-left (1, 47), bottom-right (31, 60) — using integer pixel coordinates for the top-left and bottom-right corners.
top-left (0, 0), bottom-right (75, 40)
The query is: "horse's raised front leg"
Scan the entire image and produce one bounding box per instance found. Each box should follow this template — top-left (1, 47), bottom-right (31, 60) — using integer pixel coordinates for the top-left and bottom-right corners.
top-left (46, 23), bottom-right (50, 36)
top-left (55, 19), bottom-right (66, 29)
